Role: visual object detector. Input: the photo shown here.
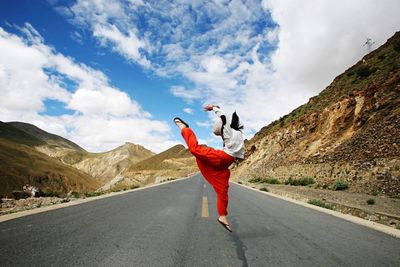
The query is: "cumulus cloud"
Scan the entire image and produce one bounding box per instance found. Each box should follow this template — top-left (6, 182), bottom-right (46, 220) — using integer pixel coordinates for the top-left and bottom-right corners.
top-left (93, 24), bottom-right (150, 67)
top-left (59, 0), bottom-right (400, 140)
top-left (68, 0), bottom-right (150, 67)
top-left (170, 86), bottom-right (202, 103)
top-left (0, 25), bottom-right (71, 115)
top-left (183, 108), bottom-right (194, 115)
top-left (0, 24), bottom-right (174, 152)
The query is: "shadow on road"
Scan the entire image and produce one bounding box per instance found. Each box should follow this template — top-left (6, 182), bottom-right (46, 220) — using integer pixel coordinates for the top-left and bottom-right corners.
top-left (230, 216), bottom-right (249, 267)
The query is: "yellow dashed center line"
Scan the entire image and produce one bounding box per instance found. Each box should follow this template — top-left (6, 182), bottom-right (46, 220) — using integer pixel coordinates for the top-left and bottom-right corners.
top-left (201, 196), bottom-right (209, 218)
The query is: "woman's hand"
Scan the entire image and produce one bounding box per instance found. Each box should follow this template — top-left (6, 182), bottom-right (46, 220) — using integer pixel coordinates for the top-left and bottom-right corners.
top-left (203, 104), bottom-right (219, 111)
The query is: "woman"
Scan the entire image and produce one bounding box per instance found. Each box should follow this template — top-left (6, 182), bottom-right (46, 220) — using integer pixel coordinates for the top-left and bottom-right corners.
top-left (174, 104), bottom-right (244, 232)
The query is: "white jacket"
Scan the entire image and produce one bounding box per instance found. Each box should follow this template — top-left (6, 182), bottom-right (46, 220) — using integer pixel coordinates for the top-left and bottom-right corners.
top-left (213, 107), bottom-right (245, 159)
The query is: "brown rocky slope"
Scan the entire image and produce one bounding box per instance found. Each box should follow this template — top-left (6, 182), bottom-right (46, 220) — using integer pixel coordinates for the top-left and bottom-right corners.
top-left (0, 121), bottom-right (155, 195)
top-left (0, 123), bottom-right (100, 197)
top-left (121, 144), bottom-right (197, 187)
top-left (6, 121), bottom-right (155, 184)
top-left (232, 32), bottom-right (400, 198)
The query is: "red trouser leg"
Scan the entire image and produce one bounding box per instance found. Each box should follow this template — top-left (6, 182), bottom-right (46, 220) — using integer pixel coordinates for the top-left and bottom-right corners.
top-left (181, 128), bottom-right (234, 216)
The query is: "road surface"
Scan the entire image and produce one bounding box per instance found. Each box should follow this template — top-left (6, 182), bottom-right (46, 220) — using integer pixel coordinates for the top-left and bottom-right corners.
top-left (1, 174), bottom-right (399, 266)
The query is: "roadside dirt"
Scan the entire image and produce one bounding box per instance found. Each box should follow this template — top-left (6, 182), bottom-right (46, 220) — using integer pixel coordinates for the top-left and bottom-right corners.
top-left (240, 181), bottom-right (400, 229)
top-left (0, 197), bottom-right (77, 215)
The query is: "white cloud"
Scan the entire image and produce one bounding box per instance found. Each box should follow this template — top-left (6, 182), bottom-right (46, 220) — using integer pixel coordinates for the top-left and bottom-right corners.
top-left (251, 0), bottom-right (400, 126)
top-left (170, 86), bottom-right (202, 103)
top-left (67, 115), bottom-right (174, 152)
top-left (0, 24), bottom-right (175, 152)
top-left (177, 0), bottom-right (400, 134)
top-left (68, 0), bottom-right (150, 67)
top-left (195, 121), bottom-right (212, 128)
top-left (183, 108), bottom-right (194, 115)
top-left (68, 87), bottom-right (145, 117)
top-left (93, 24), bottom-right (150, 67)
top-left (61, 0), bottom-right (400, 142)
top-left (200, 56), bottom-right (227, 74)
top-left (0, 26), bottom-right (70, 114)
top-left (70, 31), bottom-right (84, 44)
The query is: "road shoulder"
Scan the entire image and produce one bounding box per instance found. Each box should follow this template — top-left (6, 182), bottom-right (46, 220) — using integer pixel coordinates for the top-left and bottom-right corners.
top-left (0, 174), bottom-right (196, 223)
top-left (232, 181), bottom-right (400, 239)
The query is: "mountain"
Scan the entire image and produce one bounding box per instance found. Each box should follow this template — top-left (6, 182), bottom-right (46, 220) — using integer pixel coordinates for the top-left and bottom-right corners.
top-left (68, 142), bottom-right (155, 182)
top-left (5, 121), bottom-right (154, 182)
top-left (121, 144), bottom-right (197, 187)
top-left (9, 121), bottom-right (84, 151)
top-left (0, 123), bottom-right (100, 197)
top-left (0, 121), bottom-right (46, 147)
top-left (232, 32), bottom-right (400, 198)
top-left (0, 121), bottom-right (155, 196)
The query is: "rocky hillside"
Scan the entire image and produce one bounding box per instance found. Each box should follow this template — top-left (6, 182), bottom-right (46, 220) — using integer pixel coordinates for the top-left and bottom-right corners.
top-left (120, 144), bottom-right (197, 188)
top-left (9, 121), bottom-right (84, 152)
top-left (5, 121), bottom-right (154, 183)
top-left (0, 122), bottom-right (100, 197)
top-left (232, 32), bottom-right (400, 198)
top-left (67, 142), bottom-right (155, 182)
top-left (0, 121), bottom-right (155, 195)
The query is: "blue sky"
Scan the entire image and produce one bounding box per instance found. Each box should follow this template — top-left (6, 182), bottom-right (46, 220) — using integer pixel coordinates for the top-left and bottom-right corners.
top-left (1, 0), bottom-right (399, 152)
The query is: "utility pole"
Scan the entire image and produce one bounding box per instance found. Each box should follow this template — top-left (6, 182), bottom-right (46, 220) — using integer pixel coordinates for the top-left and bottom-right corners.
top-left (363, 38), bottom-right (375, 53)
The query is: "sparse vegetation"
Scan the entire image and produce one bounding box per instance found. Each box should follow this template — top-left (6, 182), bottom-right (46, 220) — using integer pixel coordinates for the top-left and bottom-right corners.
top-left (308, 199), bottom-right (333, 210)
top-left (84, 191), bottom-right (105, 198)
top-left (61, 151), bottom-right (86, 165)
top-left (284, 177), bottom-right (315, 186)
top-left (249, 177), bottom-right (262, 183)
top-left (40, 190), bottom-right (61, 198)
top-left (70, 192), bottom-right (81, 198)
top-left (393, 39), bottom-right (400, 52)
top-left (60, 198), bottom-right (70, 203)
top-left (355, 65), bottom-right (377, 77)
top-left (378, 54), bottom-right (386, 60)
top-left (367, 198), bottom-right (375, 205)
top-left (111, 187), bottom-right (122, 193)
top-left (249, 177), bottom-right (281, 184)
top-left (265, 178), bottom-right (281, 184)
top-left (333, 180), bottom-right (348, 191)
top-left (110, 183), bottom-right (140, 192)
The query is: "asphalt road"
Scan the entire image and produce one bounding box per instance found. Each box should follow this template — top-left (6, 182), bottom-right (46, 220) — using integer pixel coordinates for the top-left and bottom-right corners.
top-left (1, 174), bottom-right (399, 266)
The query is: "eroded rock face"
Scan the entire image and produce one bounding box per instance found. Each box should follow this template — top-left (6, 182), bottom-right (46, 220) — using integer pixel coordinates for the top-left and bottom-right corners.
top-left (36, 142), bottom-right (155, 184)
top-left (232, 32), bottom-right (400, 198)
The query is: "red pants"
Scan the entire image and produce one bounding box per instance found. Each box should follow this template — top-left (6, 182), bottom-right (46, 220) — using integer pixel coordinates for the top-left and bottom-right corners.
top-left (181, 128), bottom-right (235, 216)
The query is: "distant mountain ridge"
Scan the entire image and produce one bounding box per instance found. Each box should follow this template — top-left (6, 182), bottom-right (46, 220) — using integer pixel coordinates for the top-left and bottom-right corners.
top-left (0, 121), bottom-right (45, 147)
top-left (2, 121), bottom-right (155, 181)
top-left (122, 144), bottom-right (197, 186)
top-left (232, 31), bottom-right (400, 198)
top-left (69, 142), bottom-right (155, 182)
top-left (9, 121), bottom-right (84, 151)
top-left (0, 122), bottom-right (100, 196)
top-left (0, 120), bottom-right (196, 196)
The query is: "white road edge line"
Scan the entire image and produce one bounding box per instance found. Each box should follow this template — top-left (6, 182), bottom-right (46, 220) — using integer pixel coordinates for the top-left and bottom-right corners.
top-left (0, 173), bottom-right (200, 223)
top-left (231, 181), bottom-right (400, 239)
